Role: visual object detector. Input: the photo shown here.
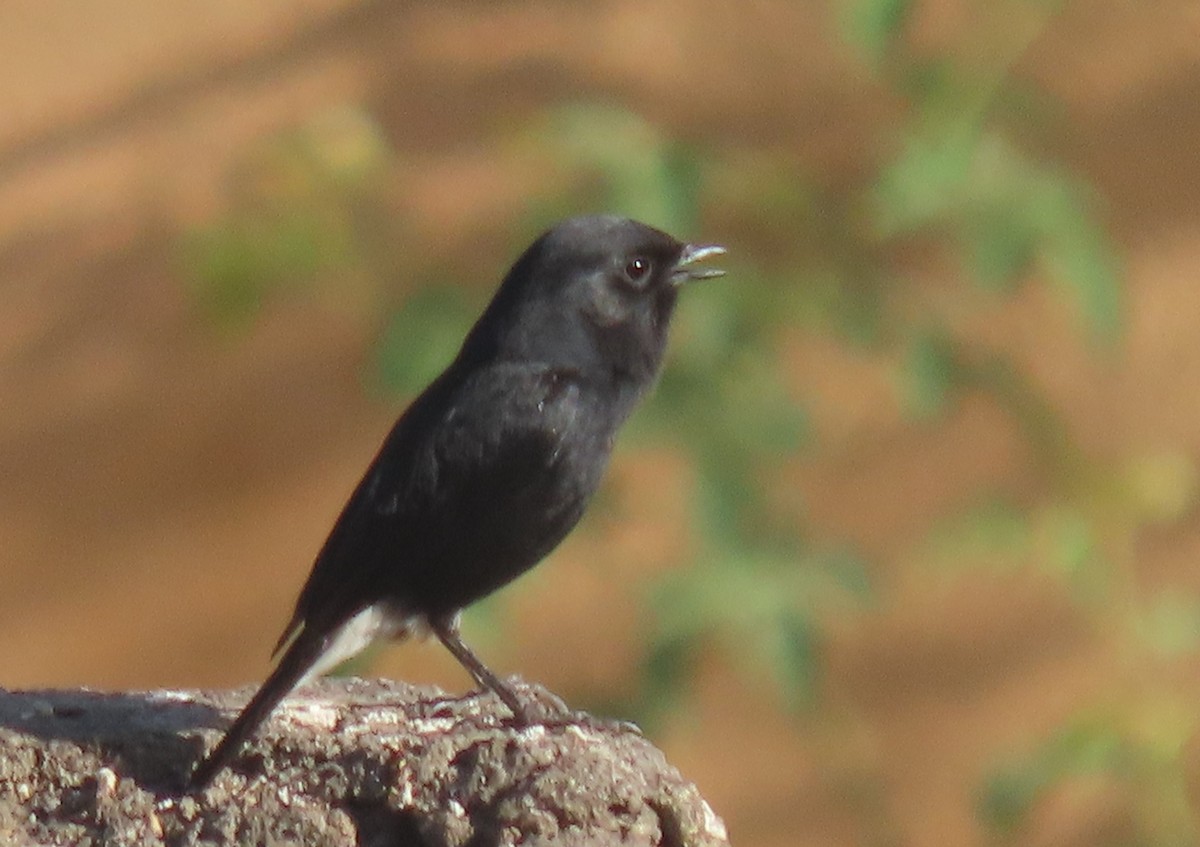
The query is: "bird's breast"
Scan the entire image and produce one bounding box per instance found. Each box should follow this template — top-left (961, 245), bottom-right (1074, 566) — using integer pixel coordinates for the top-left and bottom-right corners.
top-left (397, 365), bottom-right (624, 613)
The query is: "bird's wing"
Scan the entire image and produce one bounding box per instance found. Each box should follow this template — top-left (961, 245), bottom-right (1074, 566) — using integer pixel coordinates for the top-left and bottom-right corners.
top-left (271, 362), bottom-right (587, 658)
top-left (268, 367), bottom-right (459, 657)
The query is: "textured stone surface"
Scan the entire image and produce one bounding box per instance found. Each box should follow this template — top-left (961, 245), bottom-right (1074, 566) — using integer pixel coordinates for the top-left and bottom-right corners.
top-left (0, 678), bottom-right (729, 846)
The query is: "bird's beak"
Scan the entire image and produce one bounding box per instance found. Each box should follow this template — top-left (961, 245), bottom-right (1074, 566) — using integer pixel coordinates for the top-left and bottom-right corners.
top-left (671, 244), bottom-right (727, 286)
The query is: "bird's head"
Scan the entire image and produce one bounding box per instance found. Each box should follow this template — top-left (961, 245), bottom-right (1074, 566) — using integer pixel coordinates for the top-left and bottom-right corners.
top-left (465, 215), bottom-right (725, 387)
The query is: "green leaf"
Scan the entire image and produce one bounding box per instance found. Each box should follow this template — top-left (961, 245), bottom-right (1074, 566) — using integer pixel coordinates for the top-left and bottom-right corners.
top-left (184, 224), bottom-right (270, 326)
top-left (767, 611), bottom-right (822, 711)
top-left (1043, 508), bottom-right (1104, 594)
top-left (840, 0), bottom-right (914, 69)
top-left (922, 497), bottom-right (1032, 575)
top-left (1029, 181), bottom-right (1123, 345)
top-left (1046, 223), bottom-right (1123, 346)
top-left (963, 207), bottom-right (1037, 293)
top-left (374, 287), bottom-right (473, 396)
top-left (978, 764), bottom-right (1047, 834)
top-left (898, 329), bottom-right (961, 419)
top-left (640, 629), bottom-right (702, 723)
top-left (814, 548), bottom-right (874, 603)
top-left (1045, 720), bottom-right (1125, 775)
top-left (872, 128), bottom-right (980, 236)
top-left (532, 104), bottom-right (702, 235)
top-left (979, 720), bottom-right (1124, 834)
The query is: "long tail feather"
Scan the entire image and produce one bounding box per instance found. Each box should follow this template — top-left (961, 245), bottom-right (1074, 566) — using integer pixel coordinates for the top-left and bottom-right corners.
top-left (188, 629), bottom-right (326, 792)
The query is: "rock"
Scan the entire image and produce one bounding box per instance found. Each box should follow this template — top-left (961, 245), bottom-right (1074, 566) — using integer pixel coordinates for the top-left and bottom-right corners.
top-left (0, 678), bottom-right (729, 846)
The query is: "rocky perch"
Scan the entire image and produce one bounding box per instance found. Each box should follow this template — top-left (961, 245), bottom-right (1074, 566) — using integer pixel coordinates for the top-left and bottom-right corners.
top-left (0, 678), bottom-right (729, 846)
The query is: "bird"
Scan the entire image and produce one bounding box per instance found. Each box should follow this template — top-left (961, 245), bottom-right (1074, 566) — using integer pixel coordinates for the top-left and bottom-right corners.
top-left (187, 214), bottom-right (726, 790)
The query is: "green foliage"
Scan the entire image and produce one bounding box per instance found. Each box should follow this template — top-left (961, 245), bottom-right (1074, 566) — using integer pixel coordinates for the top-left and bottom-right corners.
top-left (641, 545), bottom-right (870, 723)
top-left (374, 286), bottom-right (475, 396)
top-left (183, 206), bottom-right (352, 326)
top-left (979, 709), bottom-right (1200, 844)
top-left (532, 104), bottom-right (704, 236)
top-left (899, 327), bottom-right (962, 418)
top-left (182, 108), bottom-right (392, 328)
top-left (979, 719), bottom-right (1127, 834)
top-left (840, 0), bottom-right (913, 70)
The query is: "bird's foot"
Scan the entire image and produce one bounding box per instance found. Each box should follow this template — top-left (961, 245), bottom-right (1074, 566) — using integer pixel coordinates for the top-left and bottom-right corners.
top-left (495, 682), bottom-right (643, 736)
top-left (537, 710), bottom-right (643, 737)
top-left (460, 676), bottom-right (643, 737)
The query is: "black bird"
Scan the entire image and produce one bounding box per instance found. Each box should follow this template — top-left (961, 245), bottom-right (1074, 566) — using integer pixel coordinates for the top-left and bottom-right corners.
top-left (188, 214), bottom-right (726, 790)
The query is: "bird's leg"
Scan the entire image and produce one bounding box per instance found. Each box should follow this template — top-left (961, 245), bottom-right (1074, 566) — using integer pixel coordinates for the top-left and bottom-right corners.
top-left (431, 616), bottom-right (532, 725)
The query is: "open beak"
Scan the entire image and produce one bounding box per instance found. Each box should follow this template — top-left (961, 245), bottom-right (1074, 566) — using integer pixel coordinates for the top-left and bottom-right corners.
top-left (671, 244), bottom-right (727, 286)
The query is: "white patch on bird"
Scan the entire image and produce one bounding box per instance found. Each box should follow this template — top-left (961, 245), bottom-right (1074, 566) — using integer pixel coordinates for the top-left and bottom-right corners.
top-left (299, 603), bottom-right (416, 685)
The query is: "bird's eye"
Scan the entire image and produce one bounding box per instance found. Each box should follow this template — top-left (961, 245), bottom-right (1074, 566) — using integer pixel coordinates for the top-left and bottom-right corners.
top-left (623, 257), bottom-right (652, 285)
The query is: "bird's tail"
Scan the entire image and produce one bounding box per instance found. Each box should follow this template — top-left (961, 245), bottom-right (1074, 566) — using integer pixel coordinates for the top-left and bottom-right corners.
top-left (187, 627), bottom-right (327, 792)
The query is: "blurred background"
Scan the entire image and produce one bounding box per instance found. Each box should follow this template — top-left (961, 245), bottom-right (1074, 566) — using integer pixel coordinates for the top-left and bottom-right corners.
top-left (4, 0), bottom-right (1200, 844)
